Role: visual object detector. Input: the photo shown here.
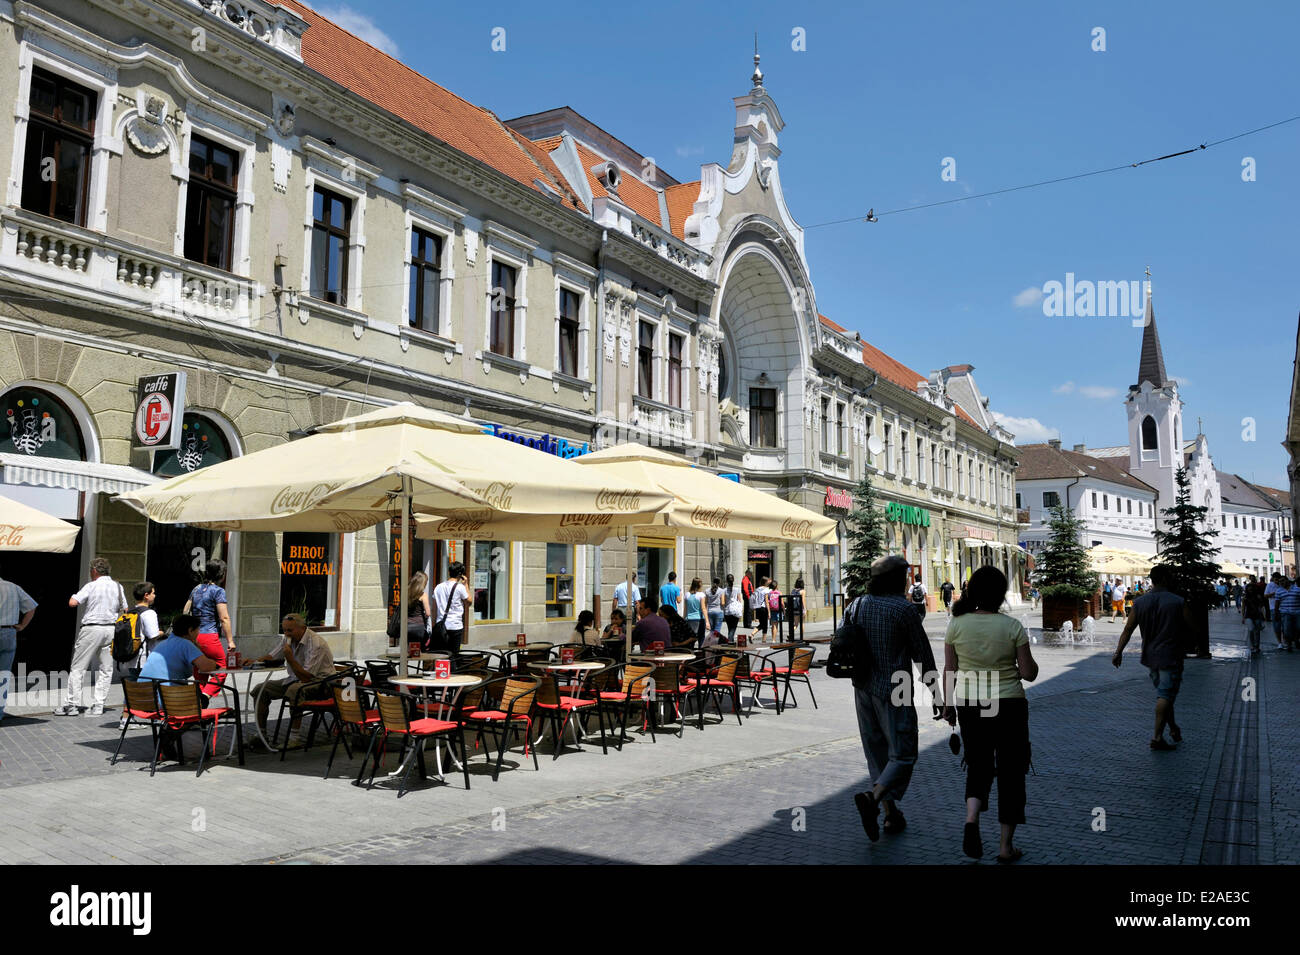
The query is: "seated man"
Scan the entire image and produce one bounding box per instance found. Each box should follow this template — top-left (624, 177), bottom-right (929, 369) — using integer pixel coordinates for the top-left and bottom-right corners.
top-left (137, 613), bottom-right (221, 684)
top-left (632, 595), bottom-right (670, 652)
top-left (248, 613), bottom-right (336, 748)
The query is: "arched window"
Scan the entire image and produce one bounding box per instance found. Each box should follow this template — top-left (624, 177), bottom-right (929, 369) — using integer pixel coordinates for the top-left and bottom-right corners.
top-left (1, 387), bottom-right (85, 460)
top-left (1141, 415), bottom-right (1158, 461)
top-left (152, 413), bottom-right (234, 476)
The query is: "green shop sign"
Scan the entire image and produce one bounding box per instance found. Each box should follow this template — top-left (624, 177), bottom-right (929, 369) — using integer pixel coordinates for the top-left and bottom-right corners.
top-left (884, 501), bottom-right (930, 526)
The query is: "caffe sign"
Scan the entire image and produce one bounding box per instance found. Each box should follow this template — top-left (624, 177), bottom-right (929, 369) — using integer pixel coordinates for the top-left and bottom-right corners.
top-left (133, 373), bottom-right (187, 449)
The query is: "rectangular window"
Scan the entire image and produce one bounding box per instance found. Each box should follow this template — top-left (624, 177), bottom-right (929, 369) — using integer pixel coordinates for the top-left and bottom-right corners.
top-left (1043, 491), bottom-right (1060, 508)
top-left (955, 454), bottom-right (962, 493)
top-left (668, 333), bottom-right (683, 407)
top-left (838, 403), bottom-right (847, 457)
top-left (1233, 515), bottom-right (1238, 528)
top-left (901, 430), bottom-right (910, 476)
top-left (821, 397), bottom-right (831, 453)
top-left (1222, 515), bottom-right (1227, 527)
top-left (944, 450), bottom-right (952, 489)
top-left (1015, 492), bottom-right (1022, 509)
top-left (1251, 518), bottom-right (1256, 531)
top-left (865, 414), bottom-right (875, 465)
top-left (1127, 499), bottom-right (1132, 515)
top-left (885, 424), bottom-right (895, 472)
top-left (310, 186), bottom-right (351, 306)
top-left (472, 540), bottom-right (511, 623)
top-left (637, 321), bottom-right (655, 399)
top-left (22, 68), bottom-right (97, 225)
top-left (968, 461), bottom-right (975, 497)
top-left (408, 227), bottom-right (442, 333)
top-left (1103, 495), bottom-right (1109, 511)
top-left (545, 543), bottom-right (574, 620)
top-left (558, 288), bottom-right (581, 378)
top-left (184, 135), bottom-right (238, 271)
top-left (1092, 491), bottom-right (1097, 508)
top-left (979, 465), bottom-right (986, 501)
top-left (489, 260), bottom-right (518, 357)
top-left (916, 436), bottom-right (925, 482)
top-left (931, 444), bottom-right (939, 486)
top-left (279, 532), bottom-right (342, 630)
top-left (749, 387), bottom-right (777, 447)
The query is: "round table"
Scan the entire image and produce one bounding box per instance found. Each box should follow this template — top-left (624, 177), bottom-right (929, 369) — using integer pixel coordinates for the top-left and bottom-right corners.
top-left (490, 643), bottom-right (554, 652)
top-left (629, 652), bottom-right (696, 663)
top-left (211, 664), bottom-right (283, 752)
top-left (388, 674), bottom-right (483, 779)
top-left (383, 650), bottom-right (451, 661)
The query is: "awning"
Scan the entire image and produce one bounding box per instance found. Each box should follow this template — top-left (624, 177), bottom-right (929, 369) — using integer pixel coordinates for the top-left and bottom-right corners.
top-left (1, 452), bottom-right (160, 495)
top-left (959, 537), bottom-right (993, 546)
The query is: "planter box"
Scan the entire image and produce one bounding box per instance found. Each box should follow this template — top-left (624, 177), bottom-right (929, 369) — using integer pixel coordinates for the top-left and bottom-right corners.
top-left (1042, 594), bottom-right (1087, 631)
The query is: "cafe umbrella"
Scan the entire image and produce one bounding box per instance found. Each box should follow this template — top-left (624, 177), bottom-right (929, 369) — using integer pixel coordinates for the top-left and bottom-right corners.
top-left (0, 492), bottom-right (80, 553)
top-left (115, 404), bottom-right (672, 674)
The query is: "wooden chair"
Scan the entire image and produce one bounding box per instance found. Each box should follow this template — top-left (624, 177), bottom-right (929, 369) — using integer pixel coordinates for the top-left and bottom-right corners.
top-left (461, 675), bottom-right (541, 781)
top-left (647, 661), bottom-right (696, 738)
top-left (534, 669), bottom-right (606, 758)
top-left (113, 678), bottom-right (163, 770)
top-left (595, 663), bottom-right (658, 748)
top-left (364, 690), bottom-right (469, 796)
top-left (274, 664), bottom-right (357, 761)
top-left (325, 682), bottom-right (381, 783)
top-left (685, 651), bottom-right (744, 728)
top-left (155, 682), bottom-right (236, 777)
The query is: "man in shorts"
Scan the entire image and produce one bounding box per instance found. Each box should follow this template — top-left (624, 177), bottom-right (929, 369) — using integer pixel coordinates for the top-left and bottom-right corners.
top-left (1109, 579), bottom-right (1127, 621)
top-left (1112, 564), bottom-right (1189, 750)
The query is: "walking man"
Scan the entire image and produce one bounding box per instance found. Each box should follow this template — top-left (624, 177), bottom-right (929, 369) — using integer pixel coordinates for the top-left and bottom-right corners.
top-left (1265, 573), bottom-right (1286, 649)
top-left (58, 557), bottom-right (127, 717)
top-left (0, 569), bottom-right (37, 722)
top-left (839, 555), bottom-right (938, 841)
top-left (1110, 579), bottom-right (1127, 622)
top-left (1112, 563), bottom-right (1189, 750)
top-left (1278, 575), bottom-right (1300, 652)
top-left (940, 579), bottom-right (955, 615)
top-left (741, 569), bottom-right (754, 630)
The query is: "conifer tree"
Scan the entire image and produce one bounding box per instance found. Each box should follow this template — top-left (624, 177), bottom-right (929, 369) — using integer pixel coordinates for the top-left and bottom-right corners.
top-left (841, 471), bottom-right (886, 599)
top-left (1037, 503), bottom-right (1098, 600)
top-left (1154, 466), bottom-right (1221, 599)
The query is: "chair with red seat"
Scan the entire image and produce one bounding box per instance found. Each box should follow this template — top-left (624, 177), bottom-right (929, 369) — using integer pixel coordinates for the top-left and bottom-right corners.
top-left (684, 651), bottom-right (744, 728)
top-left (775, 647), bottom-right (819, 711)
top-left (461, 675), bottom-right (541, 781)
top-left (364, 690), bottom-right (469, 796)
top-left (274, 664), bottom-right (357, 761)
top-left (113, 678), bottom-right (163, 769)
top-left (594, 663), bottom-right (657, 748)
top-left (738, 648), bottom-right (788, 715)
top-left (325, 682), bottom-right (382, 782)
top-left (646, 661), bottom-right (698, 738)
top-left (155, 682), bottom-right (237, 778)
top-left (534, 666), bottom-right (608, 758)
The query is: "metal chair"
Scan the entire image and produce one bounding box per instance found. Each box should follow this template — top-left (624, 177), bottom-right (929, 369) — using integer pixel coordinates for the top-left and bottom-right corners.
top-left (364, 690), bottom-right (469, 796)
top-left (112, 678), bottom-right (163, 769)
top-left (461, 675), bottom-right (541, 781)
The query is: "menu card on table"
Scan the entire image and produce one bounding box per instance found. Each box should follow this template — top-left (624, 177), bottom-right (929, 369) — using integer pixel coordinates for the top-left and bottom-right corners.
top-left (516, 633), bottom-right (527, 647)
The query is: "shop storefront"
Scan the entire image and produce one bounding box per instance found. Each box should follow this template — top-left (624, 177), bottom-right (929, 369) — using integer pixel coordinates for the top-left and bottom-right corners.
top-left (822, 485), bottom-right (852, 605)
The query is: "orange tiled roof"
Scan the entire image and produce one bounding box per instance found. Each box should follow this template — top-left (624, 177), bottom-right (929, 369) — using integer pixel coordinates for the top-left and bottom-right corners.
top-left (664, 182), bottom-right (700, 241)
top-left (555, 139), bottom-right (665, 227)
top-left (281, 1), bottom-right (583, 211)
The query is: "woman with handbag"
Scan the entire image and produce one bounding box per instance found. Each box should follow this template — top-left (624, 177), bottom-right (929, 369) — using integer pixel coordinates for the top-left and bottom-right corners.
top-left (406, 571), bottom-right (431, 648)
top-left (939, 565), bottom-right (1038, 863)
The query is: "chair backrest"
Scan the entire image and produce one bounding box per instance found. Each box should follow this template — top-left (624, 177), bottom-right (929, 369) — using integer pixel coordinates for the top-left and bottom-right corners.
top-left (790, 648), bottom-right (815, 673)
top-left (535, 671), bottom-right (562, 706)
top-left (730, 652), bottom-right (752, 679)
top-left (365, 660), bottom-right (397, 690)
top-left (123, 678), bottom-right (160, 715)
top-left (500, 677), bottom-right (540, 715)
top-left (452, 651), bottom-right (488, 673)
top-left (157, 682), bottom-right (202, 722)
top-left (332, 683), bottom-right (367, 725)
top-left (649, 662), bottom-right (680, 692)
top-left (713, 654), bottom-right (740, 683)
top-left (623, 664), bottom-right (655, 697)
top-left (374, 691), bottom-right (411, 732)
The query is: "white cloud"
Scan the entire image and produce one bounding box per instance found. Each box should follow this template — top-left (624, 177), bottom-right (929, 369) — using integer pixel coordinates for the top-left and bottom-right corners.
top-left (1053, 381), bottom-right (1076, 394)
top-left (993, 412), bottom-right (1059, 443)
top-left (1079, 385), bottom-right (1119, 400)
top-left (674, 145), bottom-right (707, 158)
top-left (1171, 375), bottom-right (1192, 387)
top-left (1013, 286), bottom-right (1043, 308)
top-left (317, 6), bottom-right (401, 58)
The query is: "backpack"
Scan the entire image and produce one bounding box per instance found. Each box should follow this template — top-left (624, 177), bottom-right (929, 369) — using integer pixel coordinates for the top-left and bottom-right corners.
top-left (111, 590), bottom-right (141, 663)
top-left (767, 590), bottom-right (782, 611)
top-left (827, 596), bottom-right (865, 679)
top-left (911, 584), bottom-right (925, 603)
top-left (787, 591), bottom-right (803, 614)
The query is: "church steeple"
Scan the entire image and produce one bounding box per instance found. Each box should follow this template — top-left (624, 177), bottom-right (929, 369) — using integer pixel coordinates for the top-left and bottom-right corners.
top-left (1135, 269), bottom-right (1171, 390)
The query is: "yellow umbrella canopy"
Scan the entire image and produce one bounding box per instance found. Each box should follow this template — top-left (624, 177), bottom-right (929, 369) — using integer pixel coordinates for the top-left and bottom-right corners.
top-left (0, 492), bottom-right (79, 553)
top-left (1218, 559), bottom-right (1252, 578)
top-left (116, 404), bottom-right (672, 533)
top-left (1088, 545), bottom-right (1153, 576)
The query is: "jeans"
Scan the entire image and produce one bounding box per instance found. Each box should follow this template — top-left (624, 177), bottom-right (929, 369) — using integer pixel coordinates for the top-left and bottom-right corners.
top-left (689, 617), bottom-right (706, 645)
top-left (1246, 618), bottom-right (1264, 652)
top-left (64, 623), bottom-right (115, 709)
top-left (853, 686), bottom-right (919, 803)
top-left (1284, 612), bottom-right (1300, 648)
top-left (958, 698), bottom-right (1029, 825)
top-left (707, 609), bottom-right (723, 635)
top-left (0, 628), bottom-right (16, 719)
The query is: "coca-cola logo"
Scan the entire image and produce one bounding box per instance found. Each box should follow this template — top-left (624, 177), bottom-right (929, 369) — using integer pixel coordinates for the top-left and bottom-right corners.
top-left (435, 516), bottom-right (488, 534)
top-left (476, 482), bottom-right (516, 511)
top-left (558, 513), bottom-right (614, 527)
top-left (781, 518), bottom-right (814, 540)
top-left (269, 482), bottom-right (342, 515)
top-left (595, 488), bottom-right (642, 512)
top-left (0, 524), bottom-right (26, 546)
top-left (331, 514), bottom-right (370, 533)
top-left (690, 506), bottom-right (733, 529)
top-left (148, 495), bottom-right (193, 522)
top-left (555, 528), bottom-right (588, 543)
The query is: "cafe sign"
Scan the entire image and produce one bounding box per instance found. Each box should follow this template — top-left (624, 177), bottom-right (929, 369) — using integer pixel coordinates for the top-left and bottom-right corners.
top-left (485, 423), bottom-right (589, 459)
top-left (825, 486), bottom-right (853, 510)
top-left (885, 501), bottom-right (930, 527)
top-left (133, 373), bottom-right (187, 449)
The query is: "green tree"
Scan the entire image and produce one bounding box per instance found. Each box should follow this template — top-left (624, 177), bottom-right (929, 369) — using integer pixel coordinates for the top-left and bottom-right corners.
top-left (842, 471), bottom-right (886, 599)
top-left (1154, 465), bottom-right (1221, 599)
top-left (1037, 503), bottom-right (1098, 600)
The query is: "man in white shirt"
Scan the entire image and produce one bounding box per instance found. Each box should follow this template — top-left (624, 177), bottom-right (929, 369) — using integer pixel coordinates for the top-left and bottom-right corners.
top-left (57, 556), bottom-right (127, 717)
top-left (611, 578), bottom-right (641, 621)
top-left (1110, 580), bottom-right (1127, 622)
top-left (432, 562), bottom-right (470, 651)
top-left (248, 613), bottom-right (336, 745)
top-left (0, 571), bottom-right (37, 722)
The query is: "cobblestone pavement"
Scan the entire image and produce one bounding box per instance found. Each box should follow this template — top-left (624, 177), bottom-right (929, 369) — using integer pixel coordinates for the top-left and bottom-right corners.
top-left (0, 609), bottom-right (1292, 865)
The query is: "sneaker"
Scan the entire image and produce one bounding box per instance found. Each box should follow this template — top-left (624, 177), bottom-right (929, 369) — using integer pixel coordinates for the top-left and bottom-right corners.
top-left (52, 705), bottom-right (78, 716)
top-left (854, 791), bottom-right (880, 842)
top-left (85, 705), bottom-right (104, 718)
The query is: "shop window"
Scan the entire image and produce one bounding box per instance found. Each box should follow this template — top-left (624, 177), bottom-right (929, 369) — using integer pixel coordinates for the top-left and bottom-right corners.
top-left (545, 543), bottom-right (574, 620)
top-left (489, 261), bottom-right (518, 357)
top-left (152, 414), bottom-right (232, 477)
top-left (749, 387), bottom-right (777, 447)
top-left (185, 135), bottom-right (238, 271)
top-left (1, 387), bottom-right (84, 460)
top-left (21, 68), bottom-right (96, 226)
top-left (558, 287), bottom-right (580, 377)
top-left (310, 187), bottom-right (351, 305)
top-left (279, 532), bottom-right (342, 630)
top-left (472, 540), bottom-right (510, 623)
top-left (408, 227), bottom-right (442, 333)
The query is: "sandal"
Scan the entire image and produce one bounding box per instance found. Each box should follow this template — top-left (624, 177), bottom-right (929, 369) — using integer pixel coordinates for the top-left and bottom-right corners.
top-left (963, 822), bottom-right (983, 859)
top-left (997, 848), bottom-right (1024, 864)
top-left (854, 792), bottom-right (880, 842)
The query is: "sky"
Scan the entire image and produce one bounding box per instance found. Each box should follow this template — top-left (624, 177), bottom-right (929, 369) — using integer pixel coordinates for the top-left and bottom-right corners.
top-left (311, 0), bottom-right (1299, 488)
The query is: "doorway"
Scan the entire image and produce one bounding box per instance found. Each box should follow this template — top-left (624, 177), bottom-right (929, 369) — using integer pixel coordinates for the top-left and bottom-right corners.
top-left (146, 524), bottom-right (228, 630)
top-left (637, 539), bottom-right (675, 606)
top-left (9, 535), bottom-right (83, 676)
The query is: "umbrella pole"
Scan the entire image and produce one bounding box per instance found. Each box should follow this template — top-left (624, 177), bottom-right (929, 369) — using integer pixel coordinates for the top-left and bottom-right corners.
top-left (626, 531), bottom-right (635, 659)
top-left (399, 477), bottom-right (411, 678)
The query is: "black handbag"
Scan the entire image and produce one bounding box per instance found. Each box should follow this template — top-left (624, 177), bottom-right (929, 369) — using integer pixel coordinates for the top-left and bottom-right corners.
top-left (425, 585), bottom-right (455, 652)
top-left (826, 597), bottom-right (862, 679)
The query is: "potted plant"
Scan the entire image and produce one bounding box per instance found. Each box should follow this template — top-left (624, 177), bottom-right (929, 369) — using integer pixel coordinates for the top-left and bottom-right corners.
top-left (1037, 503), bottom-right (1098, 631)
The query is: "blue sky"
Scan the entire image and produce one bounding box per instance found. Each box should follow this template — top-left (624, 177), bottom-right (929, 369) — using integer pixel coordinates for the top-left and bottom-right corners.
top-left (315, 0), bottom-right (1299, 488)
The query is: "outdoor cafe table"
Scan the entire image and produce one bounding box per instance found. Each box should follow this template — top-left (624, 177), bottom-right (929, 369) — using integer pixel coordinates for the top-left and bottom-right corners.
top-left (388, 674), bottom-right (482, 779)
top-left (489, 643), bottom-right (554, 652)
top-left (629, 652), bottom-right (695, 663)
top-left (383, 649), bottom-right (450, 673)
top-left (210, 663), bottom-right (283, 754)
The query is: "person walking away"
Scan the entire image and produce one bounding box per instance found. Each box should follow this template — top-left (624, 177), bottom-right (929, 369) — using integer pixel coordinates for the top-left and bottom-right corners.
top-left (767, 579), bottom-right (783, 641)
top-left (1113, 563), bottom-right (1190, 749)
top-left (753, 577), bottom-right (771, 639)
top-left (405, 571), bottom-right (432, 648)
top-left (432, 562), bottom-right (470, 652)
top-left (1265, 573), bottom-right (1286, 648)
top-left (611, 574), bottom-right (641, 623)
top-left (684, 578), bottom-right (706, 646)
top-left (839, 555), bottom-right (938, 842)
top-left (723, 574), bottom-right (744, 642)
top-left (908, 577), bottom-right (927, 621)
top-left (1102, 578), bottom-right (1113, 616)
top-left (940, 579), bottom-right (955, 615)
top-left (184, 559), bottom-right (235, 698)
top-left (789, 577), bottom-right (807, 640)
top-left (58, 557), bottom-right (127, 717)
top-left (659, 572), bottom-right (682, 615)
top-left (1110, 579), bottom-right (1127, 622)
top-left (0, 569), bottom-right (37, 722)
top-left (705, 578), bottom-right (724, 637)
top-left (741, 570), bottom-right (755, 630)
top-left (939, 566), bottom-right (1038, 862)
top-left (1278, 576), bottom-right (1300, 652)
top-left (1242, 579), bottom-right (1268, 656)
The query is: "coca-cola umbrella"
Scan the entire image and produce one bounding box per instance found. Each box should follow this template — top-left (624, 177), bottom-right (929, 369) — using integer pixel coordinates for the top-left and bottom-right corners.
top-left (116, 404), bottom-right (672, 674)
top-left (0, 493), bottom-right (79, 553)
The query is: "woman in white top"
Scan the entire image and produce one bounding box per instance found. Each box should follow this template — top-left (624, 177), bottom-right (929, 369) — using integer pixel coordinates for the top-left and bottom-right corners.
top-left (431, 561), bottom-right (470, 652)
top-left (705, 577), bottom-right (724, 636)
top-left (723, 574), bottom-right (744, 641)
top-left (753, 577), bottom-right (771, 639)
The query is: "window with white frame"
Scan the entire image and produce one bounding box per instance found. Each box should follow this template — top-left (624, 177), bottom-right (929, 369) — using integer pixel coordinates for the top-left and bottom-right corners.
top-left (310, 186), bottom-right (351, 306)
top-left (901, 430), bottom-right (910, 476)
top-left (837, 403), bottom-right (847, 456)
top-left (637, 320), bottom-right (655, 399)
top-left (490, 260), bottom-right (519, 358)
top-left (916, 436), bottom-right (925, 482)
top-left (668, 333), bottom-right (684, 407)
top-left (558, 287), bottom-right (581, 378)
top-left (408, 226), bottom-right (442, 333)
top-left (21, 67), bottom-right (97, 226)
top-left (821, 397), bottom-right (831, 453)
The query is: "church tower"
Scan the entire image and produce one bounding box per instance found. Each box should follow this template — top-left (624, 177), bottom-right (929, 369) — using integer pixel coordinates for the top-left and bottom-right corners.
top-left (1126, 273), bottom-right (1184, 528)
